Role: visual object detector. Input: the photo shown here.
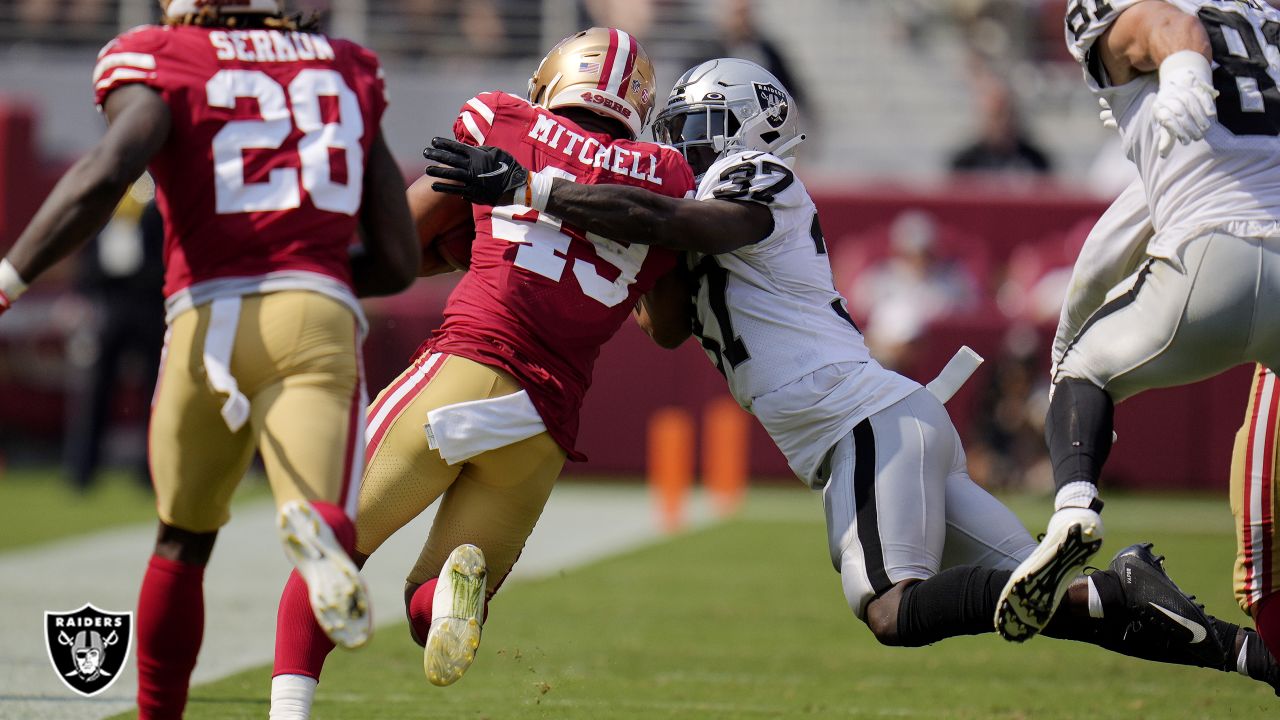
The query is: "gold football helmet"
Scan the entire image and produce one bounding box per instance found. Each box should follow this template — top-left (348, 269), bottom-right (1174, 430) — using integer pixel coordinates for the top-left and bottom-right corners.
top-left (527, 27), bottom-right (657, 139)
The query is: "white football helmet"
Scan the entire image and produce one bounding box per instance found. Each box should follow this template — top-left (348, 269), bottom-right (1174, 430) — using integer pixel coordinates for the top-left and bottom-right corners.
top-left (162, 0), bottom-right (281, 18)
top-left (652, 58), bottom-right (804, 176)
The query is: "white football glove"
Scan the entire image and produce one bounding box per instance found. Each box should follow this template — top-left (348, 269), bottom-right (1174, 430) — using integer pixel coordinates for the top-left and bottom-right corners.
top-left (1098, 98), bottom-right (1117, 130)
top-left (1153, 50), bottom-right (1218, 158)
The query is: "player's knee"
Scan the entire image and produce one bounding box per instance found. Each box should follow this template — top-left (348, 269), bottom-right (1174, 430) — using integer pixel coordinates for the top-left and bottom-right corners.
top-left (152, 521), bottom-right (217, 565)
top-left (863, 583), bottom-right (909, 647)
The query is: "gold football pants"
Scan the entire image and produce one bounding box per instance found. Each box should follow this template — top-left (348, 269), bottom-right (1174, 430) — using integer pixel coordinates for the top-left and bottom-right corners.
top-left (148, 291), bottom-right (364, 532)
top-left (356, 353), bottom-right (566, 593)
top-left (1232, 364), bottom-right (1280, 613)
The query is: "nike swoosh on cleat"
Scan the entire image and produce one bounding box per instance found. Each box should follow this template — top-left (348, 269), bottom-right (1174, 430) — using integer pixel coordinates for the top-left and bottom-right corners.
top-left (476, 162), bottom-right (508, 178)
top-left (1149, 602), bottom-right (1207, 643)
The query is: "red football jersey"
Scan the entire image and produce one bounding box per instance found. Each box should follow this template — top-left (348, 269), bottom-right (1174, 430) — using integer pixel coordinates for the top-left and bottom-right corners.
top-left (424, 91), bottom-right (695, 458)
top-left (93, 24), bottom-right (387, 298)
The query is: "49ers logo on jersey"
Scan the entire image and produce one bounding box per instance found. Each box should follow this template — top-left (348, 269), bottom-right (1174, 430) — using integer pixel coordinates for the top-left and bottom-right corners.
top-left (753, 82), bottom-right (788, 129)
top-left (579, 92), bottom-right (633, 118)
top-left (44, 604), bottom-right (133, 697)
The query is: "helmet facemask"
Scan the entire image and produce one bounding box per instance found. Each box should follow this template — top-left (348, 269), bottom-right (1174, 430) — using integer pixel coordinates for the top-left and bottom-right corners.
top-left (653, 101), bottom-right (747, 177)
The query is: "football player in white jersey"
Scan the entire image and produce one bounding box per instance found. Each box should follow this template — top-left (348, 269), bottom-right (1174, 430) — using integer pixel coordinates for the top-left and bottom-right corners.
top-left (996, 0), bottom-right (1280, 646)
top-left (424, 58), bottom-right (1280, 690)
top-left (1054, 171), bottom-right (1280, 667)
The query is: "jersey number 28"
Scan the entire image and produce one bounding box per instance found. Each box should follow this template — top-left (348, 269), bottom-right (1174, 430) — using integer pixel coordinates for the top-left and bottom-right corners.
top-left (207, 69), bottom-right (365, 215)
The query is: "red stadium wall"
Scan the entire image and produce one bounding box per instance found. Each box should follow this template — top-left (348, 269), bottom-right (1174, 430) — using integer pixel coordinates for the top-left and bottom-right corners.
top-left (0, 107), bottom-right (1254, 491)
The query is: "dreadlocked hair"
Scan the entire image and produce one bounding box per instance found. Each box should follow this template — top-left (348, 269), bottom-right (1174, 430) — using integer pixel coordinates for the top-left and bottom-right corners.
top-left (163, 8), bottom-right (321, 32)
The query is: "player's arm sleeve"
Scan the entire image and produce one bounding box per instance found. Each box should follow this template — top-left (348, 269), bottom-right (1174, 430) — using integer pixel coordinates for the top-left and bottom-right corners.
top-left (1051, 179), bottom-right (1153, 377)
top-left (93, 29), bottom-right (170, 110)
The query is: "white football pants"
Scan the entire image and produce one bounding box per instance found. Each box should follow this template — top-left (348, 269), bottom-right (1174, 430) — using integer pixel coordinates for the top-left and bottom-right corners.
top-left (1056, 230), bottom-right (1280, 400)
top-left (821, 388), bottom-right (1037, 620)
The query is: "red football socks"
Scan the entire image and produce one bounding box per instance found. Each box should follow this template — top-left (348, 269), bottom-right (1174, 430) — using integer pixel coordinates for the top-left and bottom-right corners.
top-left (1255, 592), bottom-right (1280, 662)
top-left (408, 578), bottom-right (439, 647)
top-left (273, 569), bottom-right (336, 679)
top-left (272, 501), bottom-right (357, 680)
top-left (136, 555), bottom-right (205, 720)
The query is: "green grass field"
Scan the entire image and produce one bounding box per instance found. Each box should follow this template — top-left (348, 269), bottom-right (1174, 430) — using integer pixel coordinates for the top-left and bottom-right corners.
top-left (0, 468), bottom-right (269, 551)
top-left (100, 489), bottom-right (1275, 720)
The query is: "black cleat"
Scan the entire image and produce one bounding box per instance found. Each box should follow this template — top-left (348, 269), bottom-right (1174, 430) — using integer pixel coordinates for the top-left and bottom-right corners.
top-left (1109, 543), bottom-right (1225, 667)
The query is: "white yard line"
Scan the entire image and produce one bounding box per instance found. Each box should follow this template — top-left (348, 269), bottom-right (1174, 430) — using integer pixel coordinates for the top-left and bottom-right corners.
top-left (0, 483), bottom-right (713, 720)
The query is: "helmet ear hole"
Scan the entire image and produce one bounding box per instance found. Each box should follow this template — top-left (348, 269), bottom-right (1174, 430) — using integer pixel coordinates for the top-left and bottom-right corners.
top-left (759, 130), bottom-right (780, 145)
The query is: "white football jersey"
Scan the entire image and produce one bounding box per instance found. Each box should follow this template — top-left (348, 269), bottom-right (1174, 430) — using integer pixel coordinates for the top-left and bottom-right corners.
top-left (688, 150), bottom-right (919, 484)
top-left (1067, 0), bottom-right (1280, 256)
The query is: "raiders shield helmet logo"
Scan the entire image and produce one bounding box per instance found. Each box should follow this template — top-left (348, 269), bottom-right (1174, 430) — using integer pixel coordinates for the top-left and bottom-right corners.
top-left (752, 81), bottom-right (788, 129)
top-left (44, 603), bottom-right (132, 697)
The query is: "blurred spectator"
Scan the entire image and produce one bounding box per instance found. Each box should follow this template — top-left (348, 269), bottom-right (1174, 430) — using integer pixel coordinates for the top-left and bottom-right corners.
top-left (965, 325), bottom-right (1052, 491)
top-left (17, 0), bottom-right (110, 33)
top-left (995, 217), bottom-right (1090, 323)
top-left (583, 0), bottom-right (720, 71)
top-left (63, 181), bottom-right (164, 492)
top-left (851, 210), bottom-right (978, 370)
top-left (703, 0), bottom-right (806, 109)
top-left (950, 77), bottom-right (1053, 175)
top-left (582, 0), bottom-right (655, 38)
top-left (398, 0), bottom-right (511, 57)
top-left (893, 0), bottom-right (1033, 64)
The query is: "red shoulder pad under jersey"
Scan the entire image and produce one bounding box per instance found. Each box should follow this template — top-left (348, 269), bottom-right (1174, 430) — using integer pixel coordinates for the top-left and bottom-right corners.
top-left (453, 91), bottom-right (529, 148)
top-left (94, 25), bottom-right (171, 107)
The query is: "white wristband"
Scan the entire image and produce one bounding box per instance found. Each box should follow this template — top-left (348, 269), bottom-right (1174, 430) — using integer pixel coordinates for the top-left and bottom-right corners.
top-left (0, 258), bottom-right (28, 305)
top-left (526, 170), bottom-right (554, 213)
top-left (1159, 50), bottom-right (1213, 87)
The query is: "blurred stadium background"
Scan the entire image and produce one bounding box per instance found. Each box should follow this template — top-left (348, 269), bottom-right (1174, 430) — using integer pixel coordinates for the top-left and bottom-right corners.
top-left (0, 3), bottom-right (1273, 717)
top-left (0, 0), bottom-right (1252, 493)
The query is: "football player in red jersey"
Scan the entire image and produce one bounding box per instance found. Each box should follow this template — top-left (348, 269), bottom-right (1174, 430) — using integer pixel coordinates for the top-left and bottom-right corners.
top-left (269, 27), bottom-right (695, 716)
top-left (0, 1), bottom-right (417, 717)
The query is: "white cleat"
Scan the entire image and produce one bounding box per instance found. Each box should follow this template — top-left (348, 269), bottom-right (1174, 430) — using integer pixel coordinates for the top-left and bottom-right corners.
top-left (424, 544), bottom-right (487, 687)
top-left (995, 507), bottom-right (1104, 642)
top-left (277, 500), bottom-right (371, 649)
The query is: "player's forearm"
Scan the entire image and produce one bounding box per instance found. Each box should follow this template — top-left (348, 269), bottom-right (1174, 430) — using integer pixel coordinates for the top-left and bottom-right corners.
top-left (544, 179), bottom-right (683, 247)
top-left (5, 154), bottom-right (136, 283)
top-left (1102, 2), bottom-right (1211, 80)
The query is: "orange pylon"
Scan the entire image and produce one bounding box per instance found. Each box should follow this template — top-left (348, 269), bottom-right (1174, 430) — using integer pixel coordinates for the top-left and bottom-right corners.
top-left (646, 407), bottom-right (695, 532)
top-left (702, 396), bottom-right (749, 516)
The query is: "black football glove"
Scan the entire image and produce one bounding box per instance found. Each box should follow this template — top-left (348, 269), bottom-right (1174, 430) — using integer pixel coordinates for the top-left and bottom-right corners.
top-left (423, 137), bottom-right (528, 207)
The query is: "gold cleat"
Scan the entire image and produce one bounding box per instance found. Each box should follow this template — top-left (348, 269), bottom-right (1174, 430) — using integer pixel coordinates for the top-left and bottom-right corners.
top-left (424, 544), bottom-right (487, 687)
